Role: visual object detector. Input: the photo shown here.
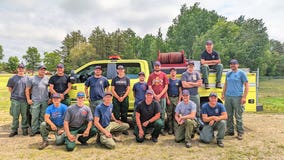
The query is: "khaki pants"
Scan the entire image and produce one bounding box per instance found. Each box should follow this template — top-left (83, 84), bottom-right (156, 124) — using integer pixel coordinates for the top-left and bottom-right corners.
top-left (99, 122), bottom-right (129, 149)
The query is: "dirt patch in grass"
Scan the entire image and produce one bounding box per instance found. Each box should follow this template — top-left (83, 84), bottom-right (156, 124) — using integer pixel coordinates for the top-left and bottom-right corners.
top-left (0, 113), bottom-right (283, 159)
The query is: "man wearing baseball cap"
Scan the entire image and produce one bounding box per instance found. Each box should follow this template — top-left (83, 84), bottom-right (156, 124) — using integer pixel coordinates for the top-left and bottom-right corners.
top-left (49, 63), bottom-right (71, 106)
top-left (64, 92), bottom-right (97, 151)
top-left (85, 65), bottom-right (109, 114)
top-left (7, 63), bottom-right (29, 137)
top-left (94, 91), bottom-right (129, 149)
top-left (200, 92), bottom-right (227, 147)
top-left (134, 90), bottom-right (163, 143)
top-left (38, 93), bottom-right (67, 150)
top-left (111, 65), bottom-right (131, 135)
top-left (166, 67), bottom-right (182, 135)
top-left (26, 64), bottom-right (50, 136)
top-left (147, 61), bottom-right (169, 135)
top-left (222, 59), bottom-right (249, 140)
top-left (200, 40), bottom-right (223, 89)
top-left (174, 90), bottom-right (197, 148)
top-left (132, 72), bottom-right (148, 124)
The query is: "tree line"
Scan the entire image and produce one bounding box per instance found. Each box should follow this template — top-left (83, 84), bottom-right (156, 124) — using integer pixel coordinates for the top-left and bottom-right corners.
top-left (0, 3), bottom-right (283, 76)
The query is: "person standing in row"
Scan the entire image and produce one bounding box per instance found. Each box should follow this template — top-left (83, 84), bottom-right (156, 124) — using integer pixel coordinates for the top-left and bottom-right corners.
top-left (111, 65), bottom-right (130, 135)
top-left (7, 63), bottom-right (29, 137)
top-left (26, 65), bottom-right (49, 136)
top-left (49, 64), bottom-right (71, 106)
top-left (147, 61), bottom-right (168, 135)
top-left (85, 65), bottom-right (109, 114)
top-left (222, 59), bottom-right (249, 140)
top-left (181, 61), bottom-right (202, 118)
top-left (132, 72), bottom-right (148, 124)
top-left (166, 68), bottom-right (182, 135)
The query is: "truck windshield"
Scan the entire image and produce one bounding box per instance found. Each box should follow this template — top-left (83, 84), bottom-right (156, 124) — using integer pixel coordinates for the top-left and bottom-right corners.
top-left (75, 62), bottom-right (141, 83)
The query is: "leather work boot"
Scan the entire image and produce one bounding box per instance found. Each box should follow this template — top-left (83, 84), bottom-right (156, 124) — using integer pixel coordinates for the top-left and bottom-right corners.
top-left (38, 141), bottom-right (48, 150)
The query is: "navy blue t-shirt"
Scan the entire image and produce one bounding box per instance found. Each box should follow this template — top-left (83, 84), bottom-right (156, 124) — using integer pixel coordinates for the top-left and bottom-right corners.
top-left (201, 50), bottom-right (220, 61)
top-left (201, 102), bottom-right (226, 124)
top-left (85, 76), bottom-right (109, 101)
top-left (167, 78), bottom-right (181, 97)
top-left (133, 82), bottom-right (148, 106)
top-left (94, 103), bottom-right (113, 128)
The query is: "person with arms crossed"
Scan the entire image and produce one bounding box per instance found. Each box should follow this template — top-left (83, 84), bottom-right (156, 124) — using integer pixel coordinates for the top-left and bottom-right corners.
top-left (49, 63), bottom-right (71, 106)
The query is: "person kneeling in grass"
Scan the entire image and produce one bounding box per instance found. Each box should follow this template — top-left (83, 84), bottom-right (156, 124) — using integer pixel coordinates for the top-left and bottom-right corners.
top-left (94, 91), bottom-right (129, 149)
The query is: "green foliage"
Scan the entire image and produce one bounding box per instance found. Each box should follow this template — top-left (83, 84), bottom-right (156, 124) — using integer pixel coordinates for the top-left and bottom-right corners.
top-left (22, 47), bottom-right (41, 73)
top-left (0, 45), bottom-right (3, 60)
top-left (43, 51), bottom-right (61, 73)
top-left (7, 56), bottom-right (19, 73)
top-left (166, 3), bottom-right (222, 57)
top-left (69, 42), bottom-right (97, 68)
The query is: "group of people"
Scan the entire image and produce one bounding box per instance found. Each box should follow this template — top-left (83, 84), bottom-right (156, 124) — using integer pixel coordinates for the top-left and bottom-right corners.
top-left (7, 40), bottom-right (249, 151)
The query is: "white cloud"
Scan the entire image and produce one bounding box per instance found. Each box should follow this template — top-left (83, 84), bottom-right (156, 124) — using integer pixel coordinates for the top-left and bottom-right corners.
top-left (0, 0), bottom-right (283, 62)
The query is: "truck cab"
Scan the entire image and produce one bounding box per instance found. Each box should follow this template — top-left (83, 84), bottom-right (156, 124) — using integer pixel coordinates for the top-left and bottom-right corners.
top-left (69, 56), bottom-right (150, 112)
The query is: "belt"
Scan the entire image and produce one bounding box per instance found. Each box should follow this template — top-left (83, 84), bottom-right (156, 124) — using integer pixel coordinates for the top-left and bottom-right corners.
top-left (169, 95), bottom-right (179, 97)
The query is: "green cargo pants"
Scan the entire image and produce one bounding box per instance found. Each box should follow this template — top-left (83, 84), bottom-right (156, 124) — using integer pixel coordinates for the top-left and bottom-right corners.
top-left (65, 124), bottom-right (97, 151)
top-left (40, 122), bottom-right (65, 145)
top-left (113, 96), bottom-right (129, 123)
top-left (166, 96), bottom-right (179, 133)
top-left (10, 99), bottom-right (29, 132)
top-left (200, 64), bottom-right (223, 84)
top-left (134, 119), bottom-right (164, 143)
top-left (61, 94), bottom-right (71, 106)
top-left (190, 94), bottom-right (200, 117)
top-left (225, 96), bottom-right (244, 134)
top-left (98, 122), bottom-right (129, 149)
top-left (30, 101), bottom-right (48, 134)
top-left (175, 119), bottom-right (197, 142)
top-left (200, 120), bottom-right (226, 143)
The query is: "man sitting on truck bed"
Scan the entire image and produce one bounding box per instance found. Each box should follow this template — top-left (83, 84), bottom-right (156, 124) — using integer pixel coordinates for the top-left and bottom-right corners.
top-left (200, 40), bottom-right (223, 89)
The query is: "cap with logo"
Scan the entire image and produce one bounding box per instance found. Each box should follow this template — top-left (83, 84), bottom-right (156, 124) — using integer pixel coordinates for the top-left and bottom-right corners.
top-left (117, 65), bottom-right (124, 69)
top-left (77, 92), bottom-right (85, 97)
top-left (94, 66), bottom-right (102, 70)
top-left (187, 60), bottom-right (195, 65)
top-left (145, 90), bottom-right (154, 95)
top-left (138, 72), bottom-right (145, 76)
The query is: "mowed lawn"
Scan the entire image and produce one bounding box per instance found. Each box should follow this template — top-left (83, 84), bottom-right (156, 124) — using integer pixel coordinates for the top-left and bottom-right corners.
top-left (0, 74), bottom-right (283, 159)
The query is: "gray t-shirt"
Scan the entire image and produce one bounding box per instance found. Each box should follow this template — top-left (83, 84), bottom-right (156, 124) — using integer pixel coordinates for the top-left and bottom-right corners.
top-left (181, 71), bottom-right (201, 95)
top-left (7, 75), bottom-right (28, 101)
top-left (64, 104), bottom-right (93, 128)
top-left (26, 75), bottom-right (49, 103)
top-left (175, 100), bottom-right (196, 116)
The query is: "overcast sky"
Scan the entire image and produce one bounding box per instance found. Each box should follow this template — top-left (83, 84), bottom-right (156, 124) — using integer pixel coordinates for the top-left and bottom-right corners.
top-left (0, 0), bottom-right (283, 62)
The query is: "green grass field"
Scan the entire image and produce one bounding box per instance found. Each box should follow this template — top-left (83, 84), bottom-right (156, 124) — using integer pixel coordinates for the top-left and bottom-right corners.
top-left (258, 79), bottom-right (284, 113)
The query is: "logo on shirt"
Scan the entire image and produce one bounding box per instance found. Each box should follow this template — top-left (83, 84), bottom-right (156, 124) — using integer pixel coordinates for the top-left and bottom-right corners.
top-left (100, 80), bottom-right (103, 85)
top-left (81, 110), bottom-right (88, 115)
top-left (215, 108), bottom-right (219, 114)
top-left (152, 77), bottom-right (163, 86)
top-left (192, 74), bottom-right (197, 81)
